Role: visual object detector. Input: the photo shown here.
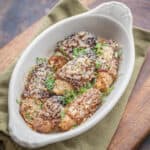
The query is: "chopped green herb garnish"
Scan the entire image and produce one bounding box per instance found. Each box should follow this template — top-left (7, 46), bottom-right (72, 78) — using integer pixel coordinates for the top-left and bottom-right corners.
top-left (101, 97), bottom-right (106, 104)
top-left (95, 61), bottom-right (101, 69)
top-left (102, 43), bottom-right (109, 47)
top-left (40, 103), bottom-right (43, 109)
top-left (60, 110), bottom-right (65, 119)
top-left (45, 74), bottom-right (55, 90)
top-left (114, 51), bottom-right (118, 58)
top-left (25, 112), bottom-right (32, 121)
top-left (28, 67), bottom-right (34, 75)
top-left (63, 90), bottom-right (77, 105)
top-left (16, 99), bottom-right (21, 104)
top-left (93, 43), bottom-right (103, 55)
top-left (73, 48), bottom-right (86, 57)
top-left (96, 49), bottom-right (103, 55)
top-left (72, 124), bottom-right (78, 128)
top-left (78, 86), bottom-right (87, 94)
top-left (78, 82), bottom-right (93, 94)
top-left (86, 82), bottom-right (93, 89)
top-left (105, 64), bottom-right (110, 70)
top-left (114, 49), bottom-right (122, 58)
top-left (60, 47), bottom-right (65, 53)
top-left (39, 102), bottom-right (43, 109)
top-left (102, 85), bottom-right (114, 97)
top-left (95, 43), bottom-right (102, 49)
top-left (36, 57), bottom-right (47, 65)
top-left (73, 48), bottom-right (79, 56)
top-left (101, 86), bottom-right (114, 103)
top-left (62, 82), bottom-right (94, 105)
top-left (93, 42), bottom-right (110, 56)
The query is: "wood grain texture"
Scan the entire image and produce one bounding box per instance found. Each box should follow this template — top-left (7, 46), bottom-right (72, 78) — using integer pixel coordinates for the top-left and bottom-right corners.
top-left (95, 2), bottom-right (150, 149)
top-left (0, 0), bottom-right (58, 48)
top-left (0, 17), bottom-right (51, 72)
top-left (109, 85), bottom-right (150, 149)
top-left (108, 49), bottom-right (150, 150)
top-left (0, 0), bottom-right (150, 149)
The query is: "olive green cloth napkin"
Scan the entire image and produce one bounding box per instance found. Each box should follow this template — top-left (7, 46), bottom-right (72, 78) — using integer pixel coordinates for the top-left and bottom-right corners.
top-left (0, 0), bottom-right (150, 149)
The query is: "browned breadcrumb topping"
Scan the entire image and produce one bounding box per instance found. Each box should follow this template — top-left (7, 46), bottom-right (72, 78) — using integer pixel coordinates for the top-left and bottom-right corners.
top-left (94, 71), bottom-right (113, 92)
top-left (20, 96), bottom-right (63, 133)
top-left (48, 55), bottom-right (67, 71)
top-left (57, 56), bottom-right (95, 88)
top-left (52, 79), bottom-right (73, 95)
top-left (67, 88), bottom-right (101, 123)
top-left (22, 63), bottom-right (53, 100)
top-left (59, 88), bottom-right (101, 131)
top-left (57, 31), bottom-right (96, 59)
top-left (20, 31), bottom-right (121, 133)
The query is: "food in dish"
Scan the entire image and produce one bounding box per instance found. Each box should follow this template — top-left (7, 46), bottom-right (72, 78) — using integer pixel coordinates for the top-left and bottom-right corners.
top-left (18, 31), bottom-right (121, 133)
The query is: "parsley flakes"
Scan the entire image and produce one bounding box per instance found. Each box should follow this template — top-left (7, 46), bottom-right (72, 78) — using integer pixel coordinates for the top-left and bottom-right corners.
top-left (45, 74), bottom-right (55, 91)
top-left (102, 85), bottom-right (114, 97)
top-left (36, 57), bottom-right (47, 65)
top-left (16, 99), bottom-right (21, 104)
top-left (73, 47), bottom-right (86, 57)
top-left (95, 61), bottom-right (101, 69)
top-left (60, 110), bottom-right (65, 119)
top-left (62, 90), bottom-right (77, 105)
top-left (25, 112), bottom-right (32, 121)
top-left (93, 42), bottom-right (109, 56)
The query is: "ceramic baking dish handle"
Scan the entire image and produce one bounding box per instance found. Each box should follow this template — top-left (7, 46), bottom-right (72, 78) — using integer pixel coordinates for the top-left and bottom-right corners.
top-left (87, 1), bottom-right (133, 35)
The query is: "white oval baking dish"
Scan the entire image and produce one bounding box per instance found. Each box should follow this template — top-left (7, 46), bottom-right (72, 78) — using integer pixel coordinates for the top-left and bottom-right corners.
top-left (8, 1), bottom-right (135, 148)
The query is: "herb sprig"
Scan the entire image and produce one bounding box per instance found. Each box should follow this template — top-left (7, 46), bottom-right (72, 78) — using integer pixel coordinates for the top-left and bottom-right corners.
top-left (73, 47), bottom-right (86, 57)
top-left (39, 101), bottom-right (43, 109)
top-left (60, 110), bottom-right (65, 119)
top-left (93, 43), bottom-right (103, 55)
top-left (102, 85), bottom-right (114, 98)
top-left (114, 49), bottom-right (122, 58)
top-left (62, 82), bottom-right (94, 105)
top-left (16, 99), bottom-right (21, 104)
top-left (78, 82), bottom-right (93, 95)
top-left (93, 42), bottom-right (109, 56)
top-left (62, 90), bottom-right (77, 105)
top-left (72, 124), bottom-right (78, 129)
top-left (25, 112), bottom-right (32, 121)
top-left (36, 57), bottom-right (47, 65)
top-left (95, 61), bottom-right (102, 69)
top-left (45, 74), bottom-right (55, 91)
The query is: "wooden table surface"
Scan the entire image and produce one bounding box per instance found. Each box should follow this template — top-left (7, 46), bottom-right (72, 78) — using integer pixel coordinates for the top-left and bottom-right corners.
top-left (0, 0), bottom-right (150, 149)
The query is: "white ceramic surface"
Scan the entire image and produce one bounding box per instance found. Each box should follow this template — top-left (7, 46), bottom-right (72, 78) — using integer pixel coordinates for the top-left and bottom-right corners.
top-left (8, 1), bottom-right (135, 148)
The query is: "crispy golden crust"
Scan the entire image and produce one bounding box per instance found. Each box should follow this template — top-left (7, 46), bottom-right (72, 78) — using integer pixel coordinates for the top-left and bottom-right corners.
top-left (22, 63), bottom-right (52, 100)
top-left (107, 58), bottom-right (119, 79)
top-left (20, 98), bottom-right (41, 125)
top-left (20, 32), bottom-right (121, 133)
top-left (20, 97), bottom-right (62, 133)
top-left (48, 55), bottom-right (67, 71)
top-left (52, 79), bottom-right (73, 95)
top-left (57, 56), bottom-right (95, 88)
top-left (94, 71), bottom-right (113, 92)
top-left (67, 88), bottom-right (101, 124)
top-left (56, 31), bottom-right (97, 59)
top-left (59, 88), bottom-right (101, 131)
top-left (32, 118), bottom-right (52, 133)
top-left (59, 115), bottom-right (76, 131)
top-left (96, 42), bottom-right (119, 80)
